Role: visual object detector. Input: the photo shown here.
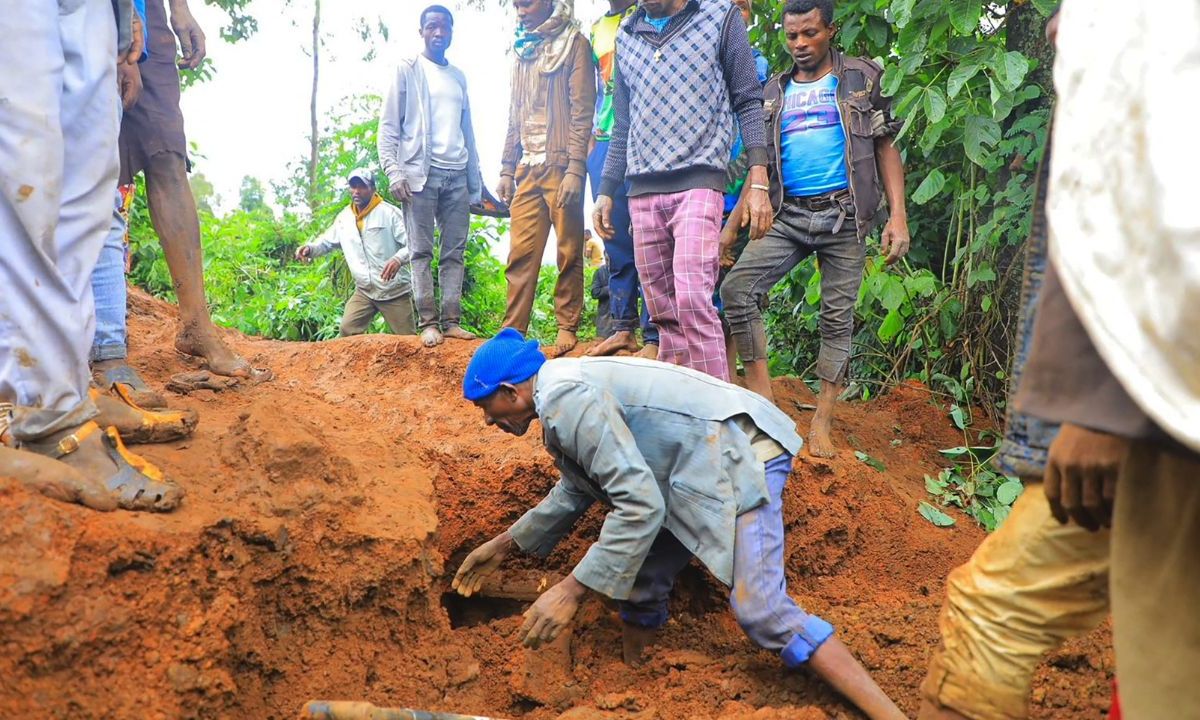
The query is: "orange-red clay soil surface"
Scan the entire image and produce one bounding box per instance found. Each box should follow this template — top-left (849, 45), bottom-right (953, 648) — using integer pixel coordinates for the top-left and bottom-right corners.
top-left (0, 291), bottom-right (1113, 719)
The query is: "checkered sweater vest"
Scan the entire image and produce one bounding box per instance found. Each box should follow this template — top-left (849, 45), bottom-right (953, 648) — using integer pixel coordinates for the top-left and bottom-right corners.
top-left (619, 0), bottom-right (734, 178)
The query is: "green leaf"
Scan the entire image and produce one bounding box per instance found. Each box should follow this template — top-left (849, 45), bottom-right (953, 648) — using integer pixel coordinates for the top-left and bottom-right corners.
top-left (891, 0), bottom-right (917, 27)
top-left (946, 62), bottom-right (981, 99)
top-left (948, 0), bottom-right (979, 35)
top-left (992, 504), bottom-right (1012, 528)
top-left (964, 115), bottom-right (1002, 166)
top-left (919, 501), bottom-right (957, 527)
top-left (894, 85), bottom-right (923, 116)
top-left (981, 295), bottom-right (992, 312)
top-left (880, 64), bottom-right (904, 97)
top-left (991, 50), bottom-right (1030, 92)
top-left (879, 275), bottom-right (907, 312)
top-left (924, 474), bottom-right (945, 494)
top-left (911, 168), bottom-right (947, 205)
top-left (996, 479), bottom-right (1024, 505)
top-left (864, 15), bottom-right (890, 49)
top-left (877, 308), bottom-right (905, 343)
top-left (1030, 0), bottom-right (1059, 14)
top-left (855, 450), bottom-right (887, 472)
top-left (949, 405), bottom-right (967, 430)
top-left (967, 262), bottom-right (997, 287)
top-left (923, 85), bottom-right (947, 124)
top-left (904, 273), bottom-right (938, 297)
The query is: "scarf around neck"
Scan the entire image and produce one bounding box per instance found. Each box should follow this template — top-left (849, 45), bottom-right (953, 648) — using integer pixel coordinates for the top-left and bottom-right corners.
top-left (513, 0), bottom-right (580, 74)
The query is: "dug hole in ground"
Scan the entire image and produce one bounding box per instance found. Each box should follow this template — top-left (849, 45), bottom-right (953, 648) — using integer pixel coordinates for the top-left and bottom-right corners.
top-left (0, 290), bottom-right (1113, 719)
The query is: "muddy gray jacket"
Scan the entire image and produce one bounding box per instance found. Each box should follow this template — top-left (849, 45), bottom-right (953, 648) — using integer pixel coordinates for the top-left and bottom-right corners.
top-left (762, 50), bottom-right (901, 240)
top-left (378, 55), bottom-right (482, 202)
top-left (303, 201), bottom-right (411, 301)
top-left (507, 357), bottom-right (803, 600)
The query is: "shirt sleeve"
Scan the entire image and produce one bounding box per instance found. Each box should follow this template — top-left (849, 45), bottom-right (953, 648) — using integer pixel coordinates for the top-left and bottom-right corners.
top-left (306, 222), bottom-right (340, 257)
top-left (566, 34), bottom-right (598, 178)
top-left (599, 47), bottom-right (631, 197)
top-left (378, 65), bottom-right (408, 187)
top-left (508, 476), bottom-right (596, 557)
top-left (718, 8), bottom-right (769, 168)
top-left (537, 382), bottom-right (667, 600)
top-left (389, 207), bottom-right (411, 264)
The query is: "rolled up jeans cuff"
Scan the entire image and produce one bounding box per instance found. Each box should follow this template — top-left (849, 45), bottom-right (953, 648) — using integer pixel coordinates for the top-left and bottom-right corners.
top-left (779, 615), bottom-right (836, 666)
top-left (619, 606), bottom-right (669, 629)
top-left (815, 344), bottom-right (850, 384)
top-left (89, 343), bottom-right (127, 362)
top-left (729, 320), bottom-right (769, 363)
top-left (11, 398), bottom-right (99, 443)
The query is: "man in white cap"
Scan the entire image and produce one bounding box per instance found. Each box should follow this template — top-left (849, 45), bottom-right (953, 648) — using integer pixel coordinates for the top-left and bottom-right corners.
top-left (295, 169), bottom-right (416, 336)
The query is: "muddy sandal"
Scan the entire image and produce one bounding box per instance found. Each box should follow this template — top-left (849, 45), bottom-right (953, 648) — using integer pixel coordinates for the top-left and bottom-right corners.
top-left (29, 422), bottom-right (184, 512)
top-left (89, 386), bottom-right (199, 444)
top-left (92, 361), bottom-right (167, 409)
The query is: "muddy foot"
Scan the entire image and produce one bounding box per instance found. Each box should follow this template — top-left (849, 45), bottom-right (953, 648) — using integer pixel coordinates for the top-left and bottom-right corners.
top-left (0, 446), bottom-right (117, 511)
top-left (167, 370), bottom-right (240, 395)
top-left (91, 359), bottom-right (167, 409)
top-left (586, 331), bottom-right (639, 357)
top-left (807, 424), bottom-right (837, 458)
top-left (635, 343), bottom-right (659, 360)
top-left (553, 330), bottom-right (577, 357)
top-left (92, 391), bottom-right (198, 444)
top-left (175, 325), bottom-right (272, 383)
top-left (421, 327), bottom-right (445, 347)
top-left (443, 325), bottom-right (476, 341)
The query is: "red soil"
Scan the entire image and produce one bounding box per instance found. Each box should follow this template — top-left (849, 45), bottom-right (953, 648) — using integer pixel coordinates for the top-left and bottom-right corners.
top-left (0, 291), bottom-right (1113, 719)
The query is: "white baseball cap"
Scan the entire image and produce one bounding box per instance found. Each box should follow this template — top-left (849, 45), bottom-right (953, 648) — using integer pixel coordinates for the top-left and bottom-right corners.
top-left (347, 168), bottom-right (375, 186)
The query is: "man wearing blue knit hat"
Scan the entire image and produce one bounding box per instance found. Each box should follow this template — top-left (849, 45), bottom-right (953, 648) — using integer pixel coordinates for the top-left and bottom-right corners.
top-left (453, 329), bottom-right (904, 720)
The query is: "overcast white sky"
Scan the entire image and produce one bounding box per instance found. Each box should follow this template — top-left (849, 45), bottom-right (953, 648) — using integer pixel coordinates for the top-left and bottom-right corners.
top-left (180, 0), bottom-right (607, 260)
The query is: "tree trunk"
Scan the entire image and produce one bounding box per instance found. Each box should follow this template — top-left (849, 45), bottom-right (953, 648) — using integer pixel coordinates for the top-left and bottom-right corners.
top-left (307, 0), bottom-right (321, 212)
top-left (1006, 2), bottom-right (1055, 111)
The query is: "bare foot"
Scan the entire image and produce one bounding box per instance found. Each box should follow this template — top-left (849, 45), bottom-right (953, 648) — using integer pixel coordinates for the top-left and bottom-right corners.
top-left (917, 699), bottom-right (971, 720)
top-left (635, 343), bottom-right (659, 360)
top-left (421, 327), bottom-right (445, 347)
top-left (554, 330), bottom-right (577, 356)
top-left (167, 370), bottom-right (239, 395)
top-left (586, 330), bottom-right (638, 357)
top-left (622, 623), bottom-right (657, 667)
top-left (442, 325), bottom-right (476, 341)
top-left (175, 323), bottom-right (272, 383)
top-left (808, 416), bottom-right (837, 458)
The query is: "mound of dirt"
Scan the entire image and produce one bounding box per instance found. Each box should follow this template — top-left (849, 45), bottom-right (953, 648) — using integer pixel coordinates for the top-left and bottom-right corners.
top-left (0, 290), bottom-right (1112, 719)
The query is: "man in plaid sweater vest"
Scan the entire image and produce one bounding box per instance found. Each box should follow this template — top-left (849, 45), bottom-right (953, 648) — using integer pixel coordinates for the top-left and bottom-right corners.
top-left (593, 0), bottom-right (774, 382)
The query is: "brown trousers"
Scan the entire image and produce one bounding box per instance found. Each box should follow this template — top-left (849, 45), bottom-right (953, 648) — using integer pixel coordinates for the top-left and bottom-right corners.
top-left (339, 289), bottom-right (416, 337)
top-left (502, 164), bottom-right (584, 334)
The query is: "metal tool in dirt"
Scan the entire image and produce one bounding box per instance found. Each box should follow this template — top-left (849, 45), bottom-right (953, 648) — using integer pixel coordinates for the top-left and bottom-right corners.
top-left (299, 700), bottom-right (504, 720)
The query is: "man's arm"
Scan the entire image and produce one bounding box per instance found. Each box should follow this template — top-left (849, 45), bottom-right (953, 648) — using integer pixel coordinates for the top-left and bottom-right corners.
top-left (302, 223), bottom-right (340, 259)
top-left (876, 137), bottom-right (910, 264)
top-left (718, 9), bottom-right (772, 238)
top-left (387, 206), bottom-right (411, 265)
top-left (500, 62), bottom-right (523, 182)
top-left (540, 383), bottom-right (667, 600)
top-left (379, 65), bottom-right (410, 198)
top-left (508, 476), bottom-right (597, 556)
top-left (167, 0), bottom-right (206, 70)
top-left (565, 35), bottom-right (598, 181)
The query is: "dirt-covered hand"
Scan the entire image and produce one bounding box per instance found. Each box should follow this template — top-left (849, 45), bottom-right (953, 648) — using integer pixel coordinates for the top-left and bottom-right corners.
top-left (520, 575), bottom-right (586, 649)
top-left (497, 176), bottom-right (516, 206)
top-left (556, 173), bottom-right (583, 209)
top-left (121, 12), bottom-right (145, 65)
top-left (118, 62), bottom-right (142, 110)
top-left (452, 531), bottom-right (513, 597)
top-left (593, 195), bottom-right (615, 241)
top-left (381, 258), bottom-right (402, 282)
top-left (880, 216), bottom-right (910, 265)
top-left (390, 179), bottom-right (413, 203)
top-left (1043, 423), bottom-right (1130, 531)
top-left (170, 4), bottom-right (207, 70)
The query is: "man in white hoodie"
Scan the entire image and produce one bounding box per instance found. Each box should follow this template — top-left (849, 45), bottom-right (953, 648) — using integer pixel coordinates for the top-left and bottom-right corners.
top-left (378, 4), bottom-right (483, 348)
top-left (296, 170), bottom-right (415, 337)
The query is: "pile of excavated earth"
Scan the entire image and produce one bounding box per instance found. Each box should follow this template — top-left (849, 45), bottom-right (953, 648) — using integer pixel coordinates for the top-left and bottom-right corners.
top-left (0, 290), bottom-right (1113, 719)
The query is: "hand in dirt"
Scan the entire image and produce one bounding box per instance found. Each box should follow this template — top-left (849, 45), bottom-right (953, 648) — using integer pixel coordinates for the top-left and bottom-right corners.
top-left (381, 258), bottom-right (402, 282)
top-left (1043, 423), bottom-right (1130, 531)
top-left (452, 531), bottom-right (514, 597)
top-left (521, 574), bottom-right (587, 649)
top-left (118, 62), bottom-right (142, 109)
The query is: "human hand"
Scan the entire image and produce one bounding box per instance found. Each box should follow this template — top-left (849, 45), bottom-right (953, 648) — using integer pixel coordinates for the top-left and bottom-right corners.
top-left (556, 173), bottom-right (583, 209)
top-left (719, 222), bottom-right (740, 269)
top-left (295, 246), bottom-right (313, 263)
top-left (118, 62), bottom-right (143, 109)
top-left (121, 12), bottom-right (144, 65)
top-left (452, 531), bottom-right (514, 597)
top-left (170, 4), bottom-right (207, 70)
top-left (520, 574), bottom-right (587, 649)
top-left (1043, 423), bottom-right (1130, 531)
top-left (390, 179), bottom-right (413, 203)
top-left (381, 258), bottom-right (402, 282)
top-left (593, 195), bottom-right (615, 241)
top-left (744, 188), bottom-right (772, 241)
top-left (497, 176), bottom-right (516, 205)
top-left (880, 215), bottom-right (910, 265)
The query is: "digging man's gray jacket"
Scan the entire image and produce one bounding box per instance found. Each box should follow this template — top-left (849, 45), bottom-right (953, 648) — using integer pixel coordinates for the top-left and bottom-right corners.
top-left (508, 357), bottom-right (803, 600)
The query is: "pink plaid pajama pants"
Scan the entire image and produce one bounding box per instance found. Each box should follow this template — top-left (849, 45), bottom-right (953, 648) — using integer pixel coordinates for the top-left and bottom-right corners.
top-left (629, 189), bottom-right (728, 381)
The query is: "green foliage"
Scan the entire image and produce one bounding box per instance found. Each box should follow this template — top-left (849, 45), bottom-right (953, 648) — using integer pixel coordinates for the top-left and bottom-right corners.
top-left (749, 1), bottom-right (1054, 418)
top-left (923, 446), bottom-right (1024, 532)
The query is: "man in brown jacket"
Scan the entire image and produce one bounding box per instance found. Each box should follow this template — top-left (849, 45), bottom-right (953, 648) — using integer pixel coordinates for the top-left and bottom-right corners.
top-left (497, 0), bottom-right (595, 354)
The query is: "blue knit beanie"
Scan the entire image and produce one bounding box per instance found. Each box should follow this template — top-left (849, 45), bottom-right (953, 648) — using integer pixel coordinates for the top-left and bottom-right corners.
top-left (462, 328), bottom-right (547, 401)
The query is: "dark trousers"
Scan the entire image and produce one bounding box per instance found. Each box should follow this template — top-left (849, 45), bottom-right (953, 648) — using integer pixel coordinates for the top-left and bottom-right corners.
top-left (587, 140), bottom-right (658, 344)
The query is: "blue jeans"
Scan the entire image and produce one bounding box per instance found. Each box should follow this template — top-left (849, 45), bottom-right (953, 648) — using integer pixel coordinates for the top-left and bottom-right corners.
top-left (619, 453), bottom-right (835, 666)
top-left (90, 190), bottom-right (128, 362)
top-left (587, 140), bottom-right (658, 344)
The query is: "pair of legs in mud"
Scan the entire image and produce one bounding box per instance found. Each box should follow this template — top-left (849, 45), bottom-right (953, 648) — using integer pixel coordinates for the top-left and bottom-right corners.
top-left (721, 196), bottom-right (862, 457)
top-left (619, 454), bottom-right (905, 720)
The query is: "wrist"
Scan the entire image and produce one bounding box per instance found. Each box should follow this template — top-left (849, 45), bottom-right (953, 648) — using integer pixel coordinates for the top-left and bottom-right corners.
top-left (562, 573), bottom-right (589, 599)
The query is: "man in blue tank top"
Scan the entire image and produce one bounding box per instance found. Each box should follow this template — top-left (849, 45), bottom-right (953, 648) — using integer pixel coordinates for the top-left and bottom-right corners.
top-left (720, 0), bottom-right (910, 458)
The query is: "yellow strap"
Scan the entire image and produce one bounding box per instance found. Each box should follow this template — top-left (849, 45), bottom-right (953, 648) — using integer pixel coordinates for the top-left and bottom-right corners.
top-left (53, 420), bottom-right (101, 457)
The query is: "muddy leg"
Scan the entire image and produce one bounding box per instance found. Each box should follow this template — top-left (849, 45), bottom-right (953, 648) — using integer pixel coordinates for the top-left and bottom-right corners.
top-left (808, 379), bottom-right (839, 458)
